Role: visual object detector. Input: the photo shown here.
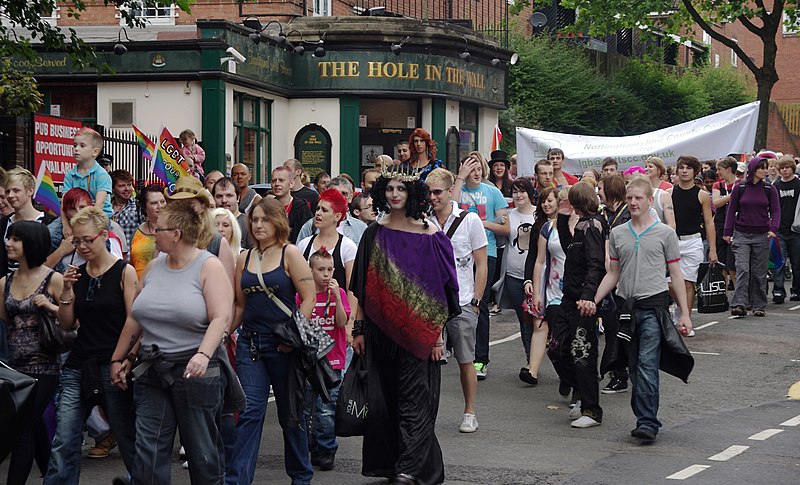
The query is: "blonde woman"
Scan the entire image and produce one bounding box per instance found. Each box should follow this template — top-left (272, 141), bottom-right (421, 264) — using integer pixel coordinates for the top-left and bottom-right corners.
top-left (212, 207), bottom-right (242, 257)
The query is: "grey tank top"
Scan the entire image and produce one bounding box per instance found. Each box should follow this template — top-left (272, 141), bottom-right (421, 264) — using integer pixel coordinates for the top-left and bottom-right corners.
top-left (132, 251), bottom-right (213, 354)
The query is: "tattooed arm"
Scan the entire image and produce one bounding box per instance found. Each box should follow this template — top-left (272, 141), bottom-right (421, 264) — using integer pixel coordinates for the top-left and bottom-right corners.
top-left (661, 190), bottom-right (676, 230)
top-left (285, 244), bottom-right (316, 319)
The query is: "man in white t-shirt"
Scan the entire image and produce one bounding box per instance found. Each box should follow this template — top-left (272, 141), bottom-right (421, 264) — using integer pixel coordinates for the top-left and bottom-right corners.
top-left (426, 168), bottom-right (488, 434)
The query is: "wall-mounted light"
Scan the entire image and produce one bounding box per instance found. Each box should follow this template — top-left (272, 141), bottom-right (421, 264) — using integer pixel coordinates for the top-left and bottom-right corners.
top-left (490, 45), bottom-right (501, 67)
top-left (459, 37), bottom-right (470, 62)
top-left (184, 81), bottom-right (191, 95)
top-left (114, 28), bottom-right (131, 56)
top-left (391, 36), bottom-right (410, 55)
top-left (248, 19), bottom-right (286, 46)
top-left (313, 32), bottom-right (327, 58)
top-left (285, 29), bottom-right (306, 56)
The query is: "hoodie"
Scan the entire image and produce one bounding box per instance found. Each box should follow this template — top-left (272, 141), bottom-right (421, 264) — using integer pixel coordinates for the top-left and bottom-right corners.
top-left (723, 155), bottom-right (781, 236)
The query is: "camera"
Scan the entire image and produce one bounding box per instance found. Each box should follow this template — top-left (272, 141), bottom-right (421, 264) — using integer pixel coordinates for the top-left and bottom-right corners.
top-left (225, 47), bottom-right (246, 64)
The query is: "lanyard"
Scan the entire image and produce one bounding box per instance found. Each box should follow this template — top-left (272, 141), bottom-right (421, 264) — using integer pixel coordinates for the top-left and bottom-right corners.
top-left (606, 204), bottom-right (627, 227)
top-left (627, 220), bottom-right (659, 253)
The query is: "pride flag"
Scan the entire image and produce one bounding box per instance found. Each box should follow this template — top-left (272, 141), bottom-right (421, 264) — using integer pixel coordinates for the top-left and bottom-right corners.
top-left (131, 123), bottom-right (156, 162)
top-left (491, 124), bottom-right (502, 152)
top-left (151, 126), bottom-right (190, 190)
top-left (34, 163), bottom-right (60, 216)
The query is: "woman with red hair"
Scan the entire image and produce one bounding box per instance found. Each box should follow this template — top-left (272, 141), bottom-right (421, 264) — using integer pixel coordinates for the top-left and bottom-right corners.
top-left (406, 128), bottom-right (444, 182)
top-left (296, 188), bottom-right (357, 292)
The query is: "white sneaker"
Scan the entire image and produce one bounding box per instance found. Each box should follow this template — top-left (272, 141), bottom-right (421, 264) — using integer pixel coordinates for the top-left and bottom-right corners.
top-left (571, 416), bottom-right (601, 428)
top-left (569, 400), bottom-right (582, 419)
top-left (459, 413), bottom-right (478, 433)
top-left (687, 329), bottom-right (696, 337)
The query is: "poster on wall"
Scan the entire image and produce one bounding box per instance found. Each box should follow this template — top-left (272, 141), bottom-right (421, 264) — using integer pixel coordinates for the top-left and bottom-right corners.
top-left (293, 124), bottom-right (332, 180)
top-left (33, 114), bottom-right (83, 185)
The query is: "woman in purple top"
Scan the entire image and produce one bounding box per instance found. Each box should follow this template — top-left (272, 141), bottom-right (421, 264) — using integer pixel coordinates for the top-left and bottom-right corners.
top-left (723, 154), bottom-right (781, 317)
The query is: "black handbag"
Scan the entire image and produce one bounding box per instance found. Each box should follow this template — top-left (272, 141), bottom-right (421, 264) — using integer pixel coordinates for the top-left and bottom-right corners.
top-left (38, 271), bottom-right (77, 354)
top-left (0, 361), bottom-right (38, 463)
top-left (335, 353), bottom-right (368, 437)
top-left (696, 263), bottom-right (729, 314)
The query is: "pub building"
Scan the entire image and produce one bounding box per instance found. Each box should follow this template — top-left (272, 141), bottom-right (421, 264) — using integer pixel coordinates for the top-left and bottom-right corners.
top-left (15, 15), bottom-right (510, 185)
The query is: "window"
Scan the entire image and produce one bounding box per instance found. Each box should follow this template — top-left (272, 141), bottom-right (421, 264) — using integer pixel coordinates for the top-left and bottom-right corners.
top-left (1, 1), bottom-right (59, 26)
top-left (731, 49), bottom-right (737, 67)
top-left (313, 0), bottom-right (331, 16)
top-left (459, 104), bottom-right (478, 163)
top-left (233, 93), bottom-right (271, 182)
top-left (702, 31), bottom-right (712, 45)
top-left (714, 53), bottom-right (720, 68)
top-left (119, 2), bottom-right (177, 26)
top-left (110, 101), bottom-right (134, 127)
top-left (784, 12), bottom-right (800, 35)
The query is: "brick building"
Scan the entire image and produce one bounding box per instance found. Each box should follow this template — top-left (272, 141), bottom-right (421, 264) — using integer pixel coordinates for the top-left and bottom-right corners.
top-left (11, 1), bottom-right (512, 185)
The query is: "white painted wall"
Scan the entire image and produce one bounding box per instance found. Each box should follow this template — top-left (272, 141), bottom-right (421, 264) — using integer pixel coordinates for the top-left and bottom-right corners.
top-left (97, 81), bottom-right (202, 138)
top-left (478, 106), bottom-right (499, 154)
top-left (285, 98), bottom-right (341, 175)
top-left (421, 98), bottom-right (432, 134)
top-left (445, 99), bottom-right (459, 140)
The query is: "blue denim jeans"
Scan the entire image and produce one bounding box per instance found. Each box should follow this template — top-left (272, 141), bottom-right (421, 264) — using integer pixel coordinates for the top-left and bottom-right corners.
top-left (44, 365), bottom-right (136, 485)
top-left (226, 332), bottom-right (312, 485)
top-left (504, 275), bottom-right (531, 361)
top-left (303, 370), bottom-right (342, 456)
top-left (131, 363), bottom-right (225, 485)
top-left (475, 255), bottom-right (497, 365)
top-left (629, 309), bottom-right (663, 434)
top-left (773, 232), bottom-right (800, 296)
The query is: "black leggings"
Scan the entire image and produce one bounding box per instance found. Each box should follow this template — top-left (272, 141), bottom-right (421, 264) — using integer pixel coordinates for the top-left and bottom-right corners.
top-left (6, 373), bottom-right (59, 485)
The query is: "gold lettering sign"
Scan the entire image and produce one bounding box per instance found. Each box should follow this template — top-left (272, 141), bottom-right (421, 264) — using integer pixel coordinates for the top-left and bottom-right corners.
top-left (317, 60), bottom-right (487, 91)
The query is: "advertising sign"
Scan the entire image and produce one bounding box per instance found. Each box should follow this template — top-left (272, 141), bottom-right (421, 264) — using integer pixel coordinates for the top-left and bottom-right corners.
top-left (33, 114), bottom-right (83, 184)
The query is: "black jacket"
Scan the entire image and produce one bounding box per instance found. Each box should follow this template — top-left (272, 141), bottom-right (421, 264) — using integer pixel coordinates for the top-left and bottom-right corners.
top-left (287, 196), bottom-right (312, 244)
top-left (557, 213), bottom-right (607, 302)
top-left (600, 292), bottom-right (694, 383)
top-left (0, 213), bottom-right (56, 276)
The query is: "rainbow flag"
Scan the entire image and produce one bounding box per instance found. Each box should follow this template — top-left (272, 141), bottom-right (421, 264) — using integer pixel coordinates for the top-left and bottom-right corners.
top-left (131, 123), bottom-right (156, 162)
top-left (34, 163), bottom-right (60, 216)
top-left (151, 126), bottom-right (190, 191)
top-left (491, 124), bottom-right (502, 152)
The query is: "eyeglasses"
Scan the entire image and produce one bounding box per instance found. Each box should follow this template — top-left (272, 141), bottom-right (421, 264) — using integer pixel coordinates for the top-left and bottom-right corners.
top-left (86, 276), bottom-right (103, 302)
top-left (71, 233), bottom-right (102, 247)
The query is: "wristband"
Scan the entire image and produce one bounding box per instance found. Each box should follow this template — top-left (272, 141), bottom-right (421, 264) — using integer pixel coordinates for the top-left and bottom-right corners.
top-left (59, 298), bottom-right (73, 305)
top-left (196, 351), bottom-right (211, 360)
top-left (351, 319), bottom-right (365, 338)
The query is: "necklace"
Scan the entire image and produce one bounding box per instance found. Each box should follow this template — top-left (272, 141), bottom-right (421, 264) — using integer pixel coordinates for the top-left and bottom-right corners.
top-left (256, 242), bottom-right (278, 260)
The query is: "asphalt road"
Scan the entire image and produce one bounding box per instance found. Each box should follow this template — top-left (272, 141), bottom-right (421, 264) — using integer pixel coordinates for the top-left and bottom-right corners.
top-left (6, 295), bottom-right (800, 485)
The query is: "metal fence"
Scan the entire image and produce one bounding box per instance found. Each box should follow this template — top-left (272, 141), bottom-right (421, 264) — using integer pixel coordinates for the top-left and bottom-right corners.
top-left (353, 0), bottom-right (509, 46)
top-left (778, 103), bottom-right (800, 136)
top-left (94, 126), bottom-right (155, 187)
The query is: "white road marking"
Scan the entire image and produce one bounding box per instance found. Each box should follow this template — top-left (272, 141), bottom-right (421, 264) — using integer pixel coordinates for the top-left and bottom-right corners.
top-left (489, 332), bottom-right (521, 346)
top-left (666, 465), bottom-right (710, 480)
top-left (780, 415), bottom-right (800, 426)
top-left (708, 445), bottom-right (749, 461)
top-left (728, 315), bottom-right (739, 319)
top-left (694, 321), bottom-right (718, 330)
top-left (748, 429), bottom-right (783, 440)
top-left (690, 351), bottom-right (720, 356)
top-left (790, 304), bottom-right (800, 310)
top-left (791, 359), bottom-right (800, 363)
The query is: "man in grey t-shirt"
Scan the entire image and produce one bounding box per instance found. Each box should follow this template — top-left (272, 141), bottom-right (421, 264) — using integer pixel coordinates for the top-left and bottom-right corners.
top-left (588, 177), bottom-right (693, 443)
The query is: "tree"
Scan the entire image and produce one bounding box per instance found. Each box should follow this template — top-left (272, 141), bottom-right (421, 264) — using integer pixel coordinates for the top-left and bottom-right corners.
top-left (0, 0), bottom-right (195, 114)
top-left (553, 0), bottom-right (798, 150)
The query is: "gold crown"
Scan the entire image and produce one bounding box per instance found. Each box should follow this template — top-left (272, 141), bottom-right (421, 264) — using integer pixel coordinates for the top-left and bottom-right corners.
top-left (380, 163), bottom-right (421, 182)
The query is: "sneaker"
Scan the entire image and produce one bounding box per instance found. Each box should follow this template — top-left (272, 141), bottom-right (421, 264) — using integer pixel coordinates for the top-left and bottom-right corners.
top-left (558, 380), bottom-right (571, 397)
top-left (571, 416), bottom-right (601, 428)
top-left (730, 305), bottom-right (746, 317)
top-left (792, 291), bottom-right (800, 301)
top-left (88, 434), bottom-right (117, 459)
top-left (773, 291), bottom-right (785, 304)
top-left (518, 367), bottom-right (538, 386)
top-left (631, 427), bottom-right (657, 441)
top-left (317, 451), bottom-right (335, 471)
top-left (686, 329), bottom-right (696, 337)
top-left (753, 309), bottom-right (766, 317)
top-left (489, 307), bottom-right (501, 316)
top-left (601, 377), bottom-right (628, 394)
top-left (569, 400), bottom-right (582, 419)
top-left (474, 362), bottom-right (487, 380)
top-left (459, 413), bottom-right (478, 433)
top-left (569, 389), bottom-right (581, 408)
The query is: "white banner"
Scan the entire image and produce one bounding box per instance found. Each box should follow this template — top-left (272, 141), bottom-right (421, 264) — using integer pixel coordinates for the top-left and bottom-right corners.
top-left (516, 101), bottom-right (759, 176)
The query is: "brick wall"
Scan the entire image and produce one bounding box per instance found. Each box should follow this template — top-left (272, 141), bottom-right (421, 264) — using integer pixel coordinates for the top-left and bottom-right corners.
top-left (767, 101), bottom-right (800, 155)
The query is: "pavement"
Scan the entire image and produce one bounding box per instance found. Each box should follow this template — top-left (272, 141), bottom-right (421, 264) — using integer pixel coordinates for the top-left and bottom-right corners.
top-left (5, 291), bottom-right (800, 484)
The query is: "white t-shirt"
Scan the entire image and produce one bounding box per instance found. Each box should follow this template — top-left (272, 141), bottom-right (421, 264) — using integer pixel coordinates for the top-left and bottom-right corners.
top-left (296, 234), bottom-right (357, 266)
top-left (544, 220), bottom-right (566, 306)
top-left (506, 208), bottom-right (535, 279)
top-left (428, 202), bottom-right (488, 306)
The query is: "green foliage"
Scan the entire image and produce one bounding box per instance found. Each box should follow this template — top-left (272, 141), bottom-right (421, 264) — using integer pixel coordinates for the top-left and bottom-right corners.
top-left (0, 59), bottom-right (42, 116)
top-left (502, 30), bottom-right (754, 154)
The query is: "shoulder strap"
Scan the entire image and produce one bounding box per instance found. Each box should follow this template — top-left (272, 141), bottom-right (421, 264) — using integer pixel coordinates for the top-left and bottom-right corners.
top-left (446, 211), bottom-right (469, 239)
top-left (250, 248), bottom-right (293, 319)
top-left (303, 234), bottom-right (317, 260)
